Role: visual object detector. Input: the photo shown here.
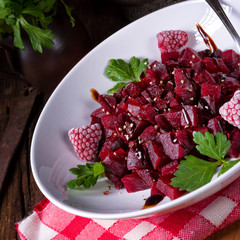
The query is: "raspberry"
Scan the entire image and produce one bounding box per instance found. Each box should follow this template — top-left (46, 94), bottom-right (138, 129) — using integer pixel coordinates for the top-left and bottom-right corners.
top-left (157, 30), bottom-right (188, 53)
top-left (219, 90), bottom-right (240, 128)
top-left (68, 123), bottom-right (102, 161)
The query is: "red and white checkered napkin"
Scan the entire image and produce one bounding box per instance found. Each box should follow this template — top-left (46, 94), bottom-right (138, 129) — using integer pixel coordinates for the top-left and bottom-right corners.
top-left (16, 178), bottom-right (240, 240)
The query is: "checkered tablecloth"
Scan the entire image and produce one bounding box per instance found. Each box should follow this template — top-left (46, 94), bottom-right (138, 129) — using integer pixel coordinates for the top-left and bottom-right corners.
top-left (16, 176), bottom-right (240, 240)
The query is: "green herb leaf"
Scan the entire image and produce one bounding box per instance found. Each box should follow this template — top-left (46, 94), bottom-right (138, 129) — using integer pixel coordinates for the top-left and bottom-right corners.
top-left (19, 15), bottom-right (54, 53)
top-left (67, 162), bottom-right (105, 190)
top-left (193, 131), bottom-right (231, 161)
top-left (107, 81), bottom-right (130, 94)
top-left (218, 159), bottom-right (240, 176)
top-left (105, 57), bottom-right (148, 93)
top-left (171, 155), bottom-right (220, 192)
top-left (0, 0), bottom-right (75, 52)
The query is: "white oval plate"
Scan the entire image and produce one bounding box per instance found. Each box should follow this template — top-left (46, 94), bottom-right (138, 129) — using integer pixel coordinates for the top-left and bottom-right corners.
top-left (31, 0), bottom-right (240, 219)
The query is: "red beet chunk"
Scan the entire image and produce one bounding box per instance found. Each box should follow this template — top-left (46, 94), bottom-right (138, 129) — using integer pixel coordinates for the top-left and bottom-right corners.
top-left (174, 68), bottom-right (192, 88)
top-left (147, 140), bottom-right (169, 170)
top-left (121, 82), bottom-right (143, 98)
top-left (121, 172), bottom-right (150, 193)
top-left (140, 126), bottom-right (159, 143)
top-left (100, 148), bottom-right (127, 178)
top-left (193, 69), bottom-right (216, 85)
top-left (161, 51), bottom-right (180, 63)
top-left (156, 174), bottom-right (185, 200)
top-left (127, 141), bottom-right (150, 170)
top-left (178, 47), bottom-right (202, 68)
top-left (91, 107), bottom-right (106, 119)
top-left (101, 134), bottom-right (125, 153)
top-left (101, 114), bottom-right (117, 130)
top-left (228, 128), bottom-right (240, 158)
top-left (176, 129), bottom-right (195, 154)
top-left (164, 91), bottom-right (181, 107)
top-left (154, 97), bottom-right (168, 111)
top-left (159, 132), bottom-right (188, 160)
top-left (161, 161), bottom-right (179, 176)
top-left (174, 69), bottom-right (197, 105)
top-left (221, 49), bottom-right (240, 71)
top-left (151, 181), bottom-right (164, 196)
top-left (136, 169), bottom-right (160, 188)
top-left (182, 105), bottom-right (203, 127)
top-left (207, 117), bottom-right (225, 135)
top-left (149, 61), bottom-right (171, 82)
top-left (98, 95), bottom-right (116, 114)
top-left (155, 114), bottom-right (175, 133)
top-left (201, 83), bottom-right (221, 103)
top-left (142, 70), bottom-right (159, 86)
top-left (115, 113), bottom-right (149, 141)
top-left (138, 104), bottom-right (157, 124)
top-left (126, 99), bottom-right (143, 117)
top-left (203, 57), bottom-right (230, 73)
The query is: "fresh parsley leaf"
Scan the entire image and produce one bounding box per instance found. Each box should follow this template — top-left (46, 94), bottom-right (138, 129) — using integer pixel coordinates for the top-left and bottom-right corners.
top-left (19, 15), bottom-right (54, 53)
top-left (67, 162), bottom-right (105, 190)
top-left (218, 159), bottom-right (240, 176)
top-left (193, 131), bottom-right (231, 161)
top-left (105, 57), bottom-right (148, 94)
top-left (0, 0), bottom-right (75, 52)
top-left (107, 82), bottom-right (130, 94)
top-left (171, 155), bottom-right (220, 191)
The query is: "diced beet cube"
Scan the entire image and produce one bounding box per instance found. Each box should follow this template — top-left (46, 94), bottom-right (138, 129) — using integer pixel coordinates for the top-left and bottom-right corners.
top-left (127, 99), bottom-right (143, 117)
top-left (176, 129), bottom-right (195, 154)
top-left (155, 114), bottom-right (174, 133)
top-left (221, 49), bottom-right (240, 71)
top-left (161, 160), bottom-right (179, 176)
top-left (178, 47), bottom-right (202, 68)
top-left (203, 57), bottom-right (230, 73)
top-left (201, 83), bottom-right (221, 104)
top-left (156, 174), bottom-right (185, 200)
top-left (193, 69), bottom-right (216, 85)
top-left (142, 70), bottom-right (159, 86)
top-left (127, 141), bottom-right (150, 170)
top-left (101, 114), bottom-right (117, 130)
top-left (136, 169), bottom-right (160, 188)
top-left (147, 84), bottom-right (164, 99)
top-left (98, 95), bottom-right (116, 114)
top-left (101, 148), bottom-right (127, 178)
top-left (91, 107), bottom-right (106, 119)
top-left (121, 172), bottom-right (150, 193)
top-left (150, 61), bottom-right (170, 82)
top-left (159, 109), bottom-right (183, 130)
top-left (161, 51), bottom-right (180, 63)
top-left (140, 126), bottom-right (158, 143)
top-left (159, 132), bottom-right (188, 160)
top-left (154, 97), bottom-right (168, 111)
top-left (147, 140), bottom-right (169, 170)
top-left (138, 105), bottom-right (157, 124)
top-left (228, 128), bottom-right (240, 158)
top-left (151, 181), bottom-right (164, 196)
top-left (121, 82), bottom-right (143, 98)
top-left (164, 91), bottom-right (181, 107)
top-left (207, 117), bottom-right (225, 135)
top-left (115, 113), bottom-right (149, 141)
top-left (182, 105), bottom-right (203, 127)
top-left (174, 86), bottom-right (196, 105)
top-left (174, 68), bottom-right (192, 88)
top-left (101, 134), bottom-right (126, 153)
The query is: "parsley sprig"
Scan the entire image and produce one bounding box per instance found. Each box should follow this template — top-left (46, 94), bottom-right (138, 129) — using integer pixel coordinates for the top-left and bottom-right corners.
top-left (67, 162), bottom-right (105, 190)
top-left (105, 56), bottom-right (148, 94)
top-left (171, 131), bottom-right (240, 192)
top-left (0, 0), bottom-right (75, 53)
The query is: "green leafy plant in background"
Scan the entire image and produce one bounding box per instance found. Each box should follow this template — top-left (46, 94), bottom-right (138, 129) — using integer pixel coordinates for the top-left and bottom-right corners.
top-left (0, 0), bottom-right (75, 53)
